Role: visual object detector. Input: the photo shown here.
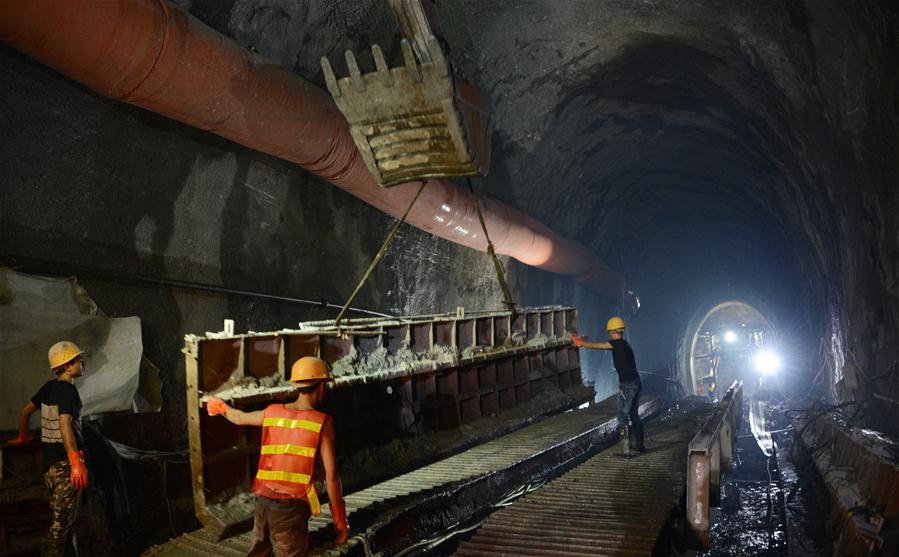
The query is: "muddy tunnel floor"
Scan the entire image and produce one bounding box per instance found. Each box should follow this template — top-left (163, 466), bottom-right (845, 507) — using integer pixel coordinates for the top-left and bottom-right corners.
top-left (405, 397), bottom-right (834, 557)
top-left (698, 399), bottom-right (828, 557)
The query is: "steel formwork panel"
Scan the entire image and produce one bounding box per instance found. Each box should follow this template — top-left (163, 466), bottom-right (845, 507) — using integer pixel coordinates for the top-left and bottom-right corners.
top-left (184, 307), bottom-right (581, 526)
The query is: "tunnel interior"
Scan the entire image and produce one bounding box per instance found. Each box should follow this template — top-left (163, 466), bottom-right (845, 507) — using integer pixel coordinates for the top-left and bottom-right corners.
top-left (1, 0), bottom-right (897, 555)
top-left (684, 300), bottom-right (775, 398)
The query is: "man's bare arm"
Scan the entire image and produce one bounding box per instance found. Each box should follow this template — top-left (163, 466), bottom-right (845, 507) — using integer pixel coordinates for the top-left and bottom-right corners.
top-left (572, 336), bottom-right (613, 350)
top-left (17, 401), bottom-right (37, 436)
top-left (206, 397), bottom-right (265, 426)
top-left (582, 340), bottom-right (613, 350)
top-left (59, 413), bottom-right (79, 453)
top-left (60, 413), bottom-right (88, 489)
top-left (320, 419), bottom-right (349, 544)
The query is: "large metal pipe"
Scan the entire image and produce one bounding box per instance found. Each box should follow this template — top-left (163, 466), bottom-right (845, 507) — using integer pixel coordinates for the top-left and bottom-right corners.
top-left (0, 0), bottom-right (624, 299)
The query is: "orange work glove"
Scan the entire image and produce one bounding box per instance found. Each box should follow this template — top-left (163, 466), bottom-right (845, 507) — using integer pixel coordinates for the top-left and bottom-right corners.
top-left (206, 396), bottom-right (231, 417)
top-left (5, 432), bottom-right (34, 446)
top-left (571, 335), bottom-right (585, 348)
top-left (68, 450), bottom-right (88, 490)
top-left (330, 498), bottom-right (349, 544)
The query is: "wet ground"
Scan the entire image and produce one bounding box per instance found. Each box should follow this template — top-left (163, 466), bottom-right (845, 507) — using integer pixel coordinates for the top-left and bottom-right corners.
top-left (699, 399), bottom-right (826, 557)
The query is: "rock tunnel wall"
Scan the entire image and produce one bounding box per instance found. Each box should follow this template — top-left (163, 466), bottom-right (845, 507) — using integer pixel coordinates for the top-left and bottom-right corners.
top-left (437, 0), bottom-right (899, 429)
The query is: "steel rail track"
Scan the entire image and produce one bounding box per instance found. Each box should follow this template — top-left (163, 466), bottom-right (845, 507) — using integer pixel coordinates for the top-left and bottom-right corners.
top-left (452, 406), bottom-right (710, 557)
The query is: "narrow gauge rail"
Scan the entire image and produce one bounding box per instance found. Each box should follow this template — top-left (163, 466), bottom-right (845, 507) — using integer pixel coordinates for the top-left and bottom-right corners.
top-left (453, 405), bottom-right (711, 557)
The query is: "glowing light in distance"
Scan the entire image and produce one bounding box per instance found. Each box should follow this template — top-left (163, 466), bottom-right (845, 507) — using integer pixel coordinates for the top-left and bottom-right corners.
top-left (753, 350), bottom-right (781, 374)
top-left (724, 331), bottom-right (737, 343)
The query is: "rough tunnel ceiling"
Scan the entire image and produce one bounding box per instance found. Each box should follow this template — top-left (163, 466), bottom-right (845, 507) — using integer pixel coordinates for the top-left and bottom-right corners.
top-left (526, 37), bottom-right (828, 285)
top-left (435, 1), bottom-right (855, 353)
top-left (167, 0), bottom-right (899, 372)
top-left (185, 1), bottom-right (841, 290)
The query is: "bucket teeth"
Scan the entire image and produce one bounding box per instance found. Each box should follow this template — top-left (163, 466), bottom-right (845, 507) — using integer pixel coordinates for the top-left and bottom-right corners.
top-left (427, 36), bottom-right (448, 77)
top-left (321, 56), bottom-right (339, 97)
top-left (321, 13), bottom-right (491, 186)
top-left (371, 45), bottom-right (393, 87)
top-left (400, 38), bottom-right (422, 82)
top-left (345, 50), bottom-right (365, 92)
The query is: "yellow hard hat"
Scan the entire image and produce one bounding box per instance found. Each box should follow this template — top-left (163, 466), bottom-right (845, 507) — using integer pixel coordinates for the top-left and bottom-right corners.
top-left (606, 316), bottom-right (626, 332)
top-left (48, 341), bottom-right (83, 369)
top-left (289, 356), bottom-right (333, 387)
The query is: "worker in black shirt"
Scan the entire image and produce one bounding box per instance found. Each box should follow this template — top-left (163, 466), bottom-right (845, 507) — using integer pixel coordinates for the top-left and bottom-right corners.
top-left (6, 341), bottom-right (89, 557)
top-left (573, 317), bottom-right (645, 456)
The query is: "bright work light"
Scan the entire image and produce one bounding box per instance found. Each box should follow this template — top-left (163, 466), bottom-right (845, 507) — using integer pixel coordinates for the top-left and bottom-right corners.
top-left (753, 350), bottom-right (781, 374)
top-left (724, 330), bottom-right (737, 343)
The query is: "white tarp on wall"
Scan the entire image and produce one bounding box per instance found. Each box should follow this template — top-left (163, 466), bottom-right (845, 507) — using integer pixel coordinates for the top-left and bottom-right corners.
top-left (0, 267), bottom-right (143, 431)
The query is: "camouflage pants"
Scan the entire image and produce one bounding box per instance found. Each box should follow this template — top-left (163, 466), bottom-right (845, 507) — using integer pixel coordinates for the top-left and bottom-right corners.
top-left (42, 460), bottom-right (80, 557)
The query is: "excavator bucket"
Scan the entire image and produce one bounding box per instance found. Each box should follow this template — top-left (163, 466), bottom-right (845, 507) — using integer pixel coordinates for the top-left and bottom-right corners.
top-left (321, 0), bottom-right (491, 187)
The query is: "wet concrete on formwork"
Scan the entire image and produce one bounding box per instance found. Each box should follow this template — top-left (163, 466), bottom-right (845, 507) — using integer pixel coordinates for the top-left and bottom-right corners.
top-left (699, 399), bottom-right (825, 557)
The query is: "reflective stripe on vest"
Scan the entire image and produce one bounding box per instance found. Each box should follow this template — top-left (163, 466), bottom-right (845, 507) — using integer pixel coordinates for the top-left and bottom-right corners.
top-left (306, 482), bottom-right (321, 515)
top-left (252, 405), bottom-right (328, 514)
top-left (262, 417), bottom-right (323, 432)
top-left (260, 444), bottom-right (317, 458)
top-left (256, 469), bottom-right (311, 485)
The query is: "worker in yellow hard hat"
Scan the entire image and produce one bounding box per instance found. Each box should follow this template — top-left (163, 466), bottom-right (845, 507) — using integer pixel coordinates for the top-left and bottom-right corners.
top-left (5, 340), bottom-right (90, 556)
top-left (206, 356), bottom-right (349, 556)
top-left (572, 317), bottom-right (645, 456)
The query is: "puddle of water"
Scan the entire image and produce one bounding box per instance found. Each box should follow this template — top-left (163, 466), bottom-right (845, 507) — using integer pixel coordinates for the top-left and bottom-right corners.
top-left (701, 402), bottom-right (788, 556)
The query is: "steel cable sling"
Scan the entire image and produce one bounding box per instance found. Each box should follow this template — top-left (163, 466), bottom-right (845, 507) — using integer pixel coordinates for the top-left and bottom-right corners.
top-left (334, 178), bottom-right (518, 328)
top-left (466, 177), bottom-right (517, 316)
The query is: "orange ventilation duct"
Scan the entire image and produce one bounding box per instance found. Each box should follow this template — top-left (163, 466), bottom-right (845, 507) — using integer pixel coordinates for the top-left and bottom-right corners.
top-left (0, 0), bottom-right (624, 300)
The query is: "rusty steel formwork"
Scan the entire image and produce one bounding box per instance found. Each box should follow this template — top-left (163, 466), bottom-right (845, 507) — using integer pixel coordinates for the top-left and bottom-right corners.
top-left (792, 410), bottom-right (899, 555)
top-left (686, 381), bottom-right (743, 548)
top-left (183, 307), bottom-right (582, 531)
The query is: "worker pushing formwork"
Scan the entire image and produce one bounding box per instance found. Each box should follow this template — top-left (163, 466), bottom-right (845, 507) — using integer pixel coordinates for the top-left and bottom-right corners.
top-left (206, 357), bottom-right (349, 556)
top-left (574, 316), bottom-right (646, 456)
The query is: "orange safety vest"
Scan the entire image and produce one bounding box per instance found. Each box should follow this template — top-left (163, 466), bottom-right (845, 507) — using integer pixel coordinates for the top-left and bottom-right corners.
top-left (252, 405), bottom-right (328, 515)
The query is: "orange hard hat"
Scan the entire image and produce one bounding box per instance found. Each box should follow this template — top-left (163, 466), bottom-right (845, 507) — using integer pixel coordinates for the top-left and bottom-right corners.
top-left (289, 356), bottom-right (333, 387)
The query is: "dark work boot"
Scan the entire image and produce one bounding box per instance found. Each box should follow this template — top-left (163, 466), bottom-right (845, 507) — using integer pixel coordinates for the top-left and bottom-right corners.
top-left (619, 426), bottom-right (632, 456)
top-left (631, 423), bottom-right (645, 452)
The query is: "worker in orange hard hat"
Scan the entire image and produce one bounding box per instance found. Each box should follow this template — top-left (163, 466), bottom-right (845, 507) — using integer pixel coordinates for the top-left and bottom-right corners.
top-left (572, 317), bottom-right (645, 456)
top-left (5, 341), bottom-right (90, 557)
top-left (206, 356), bottom-right (349, 556)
